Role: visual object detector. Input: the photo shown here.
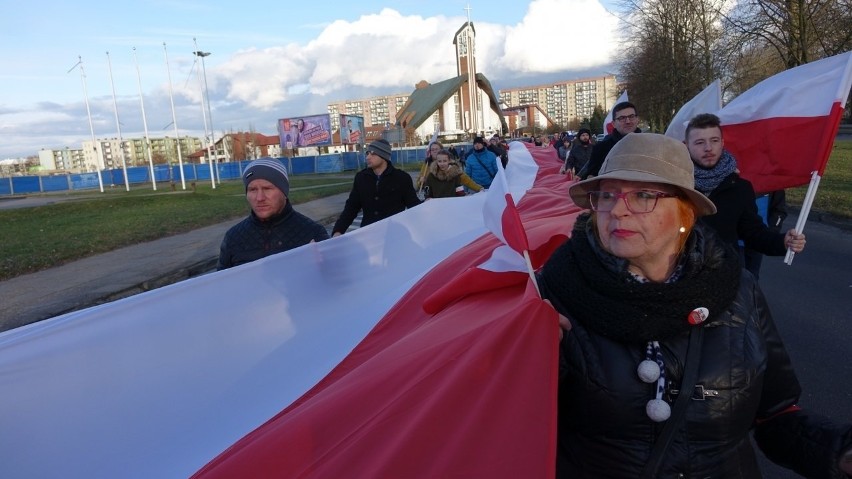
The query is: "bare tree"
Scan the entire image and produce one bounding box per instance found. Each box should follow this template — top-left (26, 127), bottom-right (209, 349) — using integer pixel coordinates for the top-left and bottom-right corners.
top-left (616, 0), bottom-right (728, 130)
top-left (724, 0), bottom-right (852, 69)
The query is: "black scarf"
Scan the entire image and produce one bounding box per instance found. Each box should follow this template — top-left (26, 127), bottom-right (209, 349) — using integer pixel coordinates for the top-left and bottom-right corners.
top-left (539, 214), bottom-right (741, 344)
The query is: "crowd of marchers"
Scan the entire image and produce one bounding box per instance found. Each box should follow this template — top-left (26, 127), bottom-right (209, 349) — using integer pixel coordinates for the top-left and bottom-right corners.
top-left (213, 104), bottom-right (851, 477)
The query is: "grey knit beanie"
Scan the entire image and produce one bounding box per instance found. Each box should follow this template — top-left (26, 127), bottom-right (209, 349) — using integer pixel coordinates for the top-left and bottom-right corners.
top-left (243, 159), bottom-right (290, 196)
top-left (367, 139), bottom-right (392, 162)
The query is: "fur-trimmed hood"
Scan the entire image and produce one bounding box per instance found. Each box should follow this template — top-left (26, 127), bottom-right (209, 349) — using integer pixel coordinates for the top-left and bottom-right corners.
top-left (428, 160), bottom-right (464, 181)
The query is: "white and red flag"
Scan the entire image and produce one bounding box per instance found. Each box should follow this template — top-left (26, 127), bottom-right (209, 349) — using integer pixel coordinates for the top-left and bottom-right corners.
top-left (603, 90), bottom-right (629, 135)
top-left (483, 151), bottom-right (530, 257)
top-left (718, 50), bottom-right (852, 263)
top-left (196, 142), bottom-right (578, 479)
top-left (718, 51), bottom-right (852, 194)
top-left (0, 142), bottom-right (581, 478)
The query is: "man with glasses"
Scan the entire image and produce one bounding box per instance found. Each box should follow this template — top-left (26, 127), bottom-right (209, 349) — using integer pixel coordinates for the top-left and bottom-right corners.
top-left (578, 101), bottom-right (642, 180)
top-left (332, 139), bottom-right (421, 236)
top-left (684, 113), bottom-right (805, 267)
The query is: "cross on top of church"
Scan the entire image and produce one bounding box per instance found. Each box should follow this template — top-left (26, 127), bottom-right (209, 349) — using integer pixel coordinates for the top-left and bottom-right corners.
top-left (464, 3), bottom-right (472, 24)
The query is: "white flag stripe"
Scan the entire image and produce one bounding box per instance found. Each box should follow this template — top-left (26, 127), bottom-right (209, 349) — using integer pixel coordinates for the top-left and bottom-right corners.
top-left (482, 151), bottom-right (513, 246)
top-left (0, 143), bottom-right (539, 478)
top-left (719, 52), bottom-right (852, 123)
top-left (478, 244), bottom-right (529, 273)
top-left (665, 79), bottom-right (722, 141)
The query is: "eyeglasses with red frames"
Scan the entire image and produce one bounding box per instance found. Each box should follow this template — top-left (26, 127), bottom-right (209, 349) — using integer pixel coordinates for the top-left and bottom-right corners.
top-left (588, 190), bottom-right (678, 214)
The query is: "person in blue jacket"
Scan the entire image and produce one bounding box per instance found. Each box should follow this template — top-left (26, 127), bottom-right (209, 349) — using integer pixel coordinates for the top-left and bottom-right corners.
top-left (464, 136), bottom-right (499, 190)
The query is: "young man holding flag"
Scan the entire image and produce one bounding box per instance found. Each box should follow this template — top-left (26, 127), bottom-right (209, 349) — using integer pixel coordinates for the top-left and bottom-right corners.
top-left (684, 113), bottom-right (806, 262)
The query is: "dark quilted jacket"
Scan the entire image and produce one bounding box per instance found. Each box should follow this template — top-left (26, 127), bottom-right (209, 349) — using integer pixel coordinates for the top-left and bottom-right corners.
top-left (540, 235), bottom-right (852, 478)
top-left (217, 202), bottom-right (329, 270)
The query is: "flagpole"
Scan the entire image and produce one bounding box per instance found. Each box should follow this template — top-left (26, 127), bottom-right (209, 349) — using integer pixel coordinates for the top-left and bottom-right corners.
top-left (133, 47), bottom-right (157, 191)
top-left (523, 250), bottom-right (541, 297)
top-left (69, 56), bottom-right (105, 193)
top-left (106, 51), bottom-right (131, 191)
top-left (163, 42), bottom-right (186, 190)
top-left (784, 171), bottom-right (821, 265)
top-left (191, 39), bottom-right (216, 189)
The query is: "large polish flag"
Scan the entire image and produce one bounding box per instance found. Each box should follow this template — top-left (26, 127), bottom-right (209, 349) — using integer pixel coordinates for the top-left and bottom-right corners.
top-left (0, 143), bottom-right (582, 478)
top-left (718, 51), bottom-right (852, 194)
top-left (603, 90), bottom-right (629, 135)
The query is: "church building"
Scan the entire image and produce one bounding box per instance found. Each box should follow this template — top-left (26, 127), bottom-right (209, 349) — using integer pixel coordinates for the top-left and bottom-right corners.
top-left (394, 21), bottom-right (508, 144)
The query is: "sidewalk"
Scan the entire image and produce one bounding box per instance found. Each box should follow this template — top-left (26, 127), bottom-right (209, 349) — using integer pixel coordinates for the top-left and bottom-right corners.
top-left (0, 192), bottom-right (350, 332)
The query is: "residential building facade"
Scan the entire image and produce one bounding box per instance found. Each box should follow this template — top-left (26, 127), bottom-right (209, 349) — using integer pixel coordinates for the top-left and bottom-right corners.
top-left (327, 93), bottom-right (411, 137)
top-left (498, 75), bottom-right (618, 129)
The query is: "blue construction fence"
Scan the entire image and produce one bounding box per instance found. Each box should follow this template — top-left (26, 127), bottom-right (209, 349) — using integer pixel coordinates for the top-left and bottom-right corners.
top-left (0, 148), bottom-right (428, 196)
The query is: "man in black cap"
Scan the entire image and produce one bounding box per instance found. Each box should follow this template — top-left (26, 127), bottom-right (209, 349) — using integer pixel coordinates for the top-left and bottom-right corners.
top-left (560, 128), bottom-right (593, 175)
top-left (217, 158), bottom-right (329, 270)
top-left (332, 139), bottom-right (421, 236)
top-left (487, 135), bottom-right (508, 168)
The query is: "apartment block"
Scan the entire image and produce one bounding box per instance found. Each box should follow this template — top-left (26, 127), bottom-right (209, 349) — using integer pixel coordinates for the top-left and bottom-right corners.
top-left (327, 93), bottom-right (411, 133)
top-left (73, 136), bottom-right (202, 171)
top-left (498, 75), bottom-right (618, 128)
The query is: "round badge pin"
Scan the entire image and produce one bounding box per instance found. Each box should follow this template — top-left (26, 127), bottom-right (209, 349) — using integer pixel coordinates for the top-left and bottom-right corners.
top-left (688, 307), bottom-right (709, 325)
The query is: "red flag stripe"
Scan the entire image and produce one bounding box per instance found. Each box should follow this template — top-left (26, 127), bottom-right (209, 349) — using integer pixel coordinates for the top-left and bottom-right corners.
top-left (721, 104), bottom-right (845, 192)
top-left (194, 143), bottom-right (580, 478)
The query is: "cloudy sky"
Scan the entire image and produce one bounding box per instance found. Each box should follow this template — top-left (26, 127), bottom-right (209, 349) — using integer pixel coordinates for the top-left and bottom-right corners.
top-left (0, 0), bottom-right (621, 159)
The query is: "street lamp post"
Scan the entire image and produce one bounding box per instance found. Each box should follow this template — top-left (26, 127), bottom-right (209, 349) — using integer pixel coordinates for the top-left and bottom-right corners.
top-left (67, 56), bottom-right (104, 193)
top-left (193, 39), bottom-right (218, 187)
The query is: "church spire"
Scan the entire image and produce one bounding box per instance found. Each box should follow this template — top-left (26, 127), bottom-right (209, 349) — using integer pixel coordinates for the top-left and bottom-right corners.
top-left (455, 7), bottom-right (479, 135)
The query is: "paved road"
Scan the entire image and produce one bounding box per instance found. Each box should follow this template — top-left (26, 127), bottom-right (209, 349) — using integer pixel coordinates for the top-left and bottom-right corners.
top-left (754, 219), bottom-right (852, 477)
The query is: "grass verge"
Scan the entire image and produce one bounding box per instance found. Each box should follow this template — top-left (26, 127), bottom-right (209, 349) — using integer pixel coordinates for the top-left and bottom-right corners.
top-left (0, 175), bottom-right (352, 281)
top-left (786, 139), bottom-right (852, 218)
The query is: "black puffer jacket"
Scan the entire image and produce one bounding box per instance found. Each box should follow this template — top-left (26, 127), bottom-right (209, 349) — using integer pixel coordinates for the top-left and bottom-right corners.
top-left (217, 202), bottom-right (329, 270)
top-left (538, 215), bottom-right (852, 478)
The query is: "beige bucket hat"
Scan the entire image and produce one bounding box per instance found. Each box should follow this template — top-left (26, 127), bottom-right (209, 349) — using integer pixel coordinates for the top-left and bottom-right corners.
top-left (568, 133), bottom-right (717, 216)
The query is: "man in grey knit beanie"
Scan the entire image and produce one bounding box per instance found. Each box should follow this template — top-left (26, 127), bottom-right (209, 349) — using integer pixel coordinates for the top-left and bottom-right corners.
top-left (217, 159), bottom-right (329, 270)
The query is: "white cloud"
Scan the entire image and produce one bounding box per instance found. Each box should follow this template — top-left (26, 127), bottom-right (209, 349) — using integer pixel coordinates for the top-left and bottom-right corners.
top-left (498, 0), bottom-right (620, 72)
top-left (212, 0), bottom-right (619, 109)
top-left (0, 0), bottom-right (620, 158)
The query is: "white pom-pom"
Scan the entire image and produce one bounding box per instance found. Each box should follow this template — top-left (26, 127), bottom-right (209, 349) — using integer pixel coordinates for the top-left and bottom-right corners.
top-left (646, 398), bottom-right (671, 422)
top-left (637, 360), bottom-right (661, 383)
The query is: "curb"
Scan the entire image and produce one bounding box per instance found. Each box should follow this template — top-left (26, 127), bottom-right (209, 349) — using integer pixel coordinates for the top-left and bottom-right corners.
top-left (90, 215), bottom-right (343, 308)
top-left (787, 206), bottom-right (852, 233)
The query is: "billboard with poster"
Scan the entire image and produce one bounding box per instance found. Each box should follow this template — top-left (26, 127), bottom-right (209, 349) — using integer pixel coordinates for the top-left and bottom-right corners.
top-left (278, 114), bottom-right (332, 148)
top-left (339, 114), bottom-right (365, 145)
